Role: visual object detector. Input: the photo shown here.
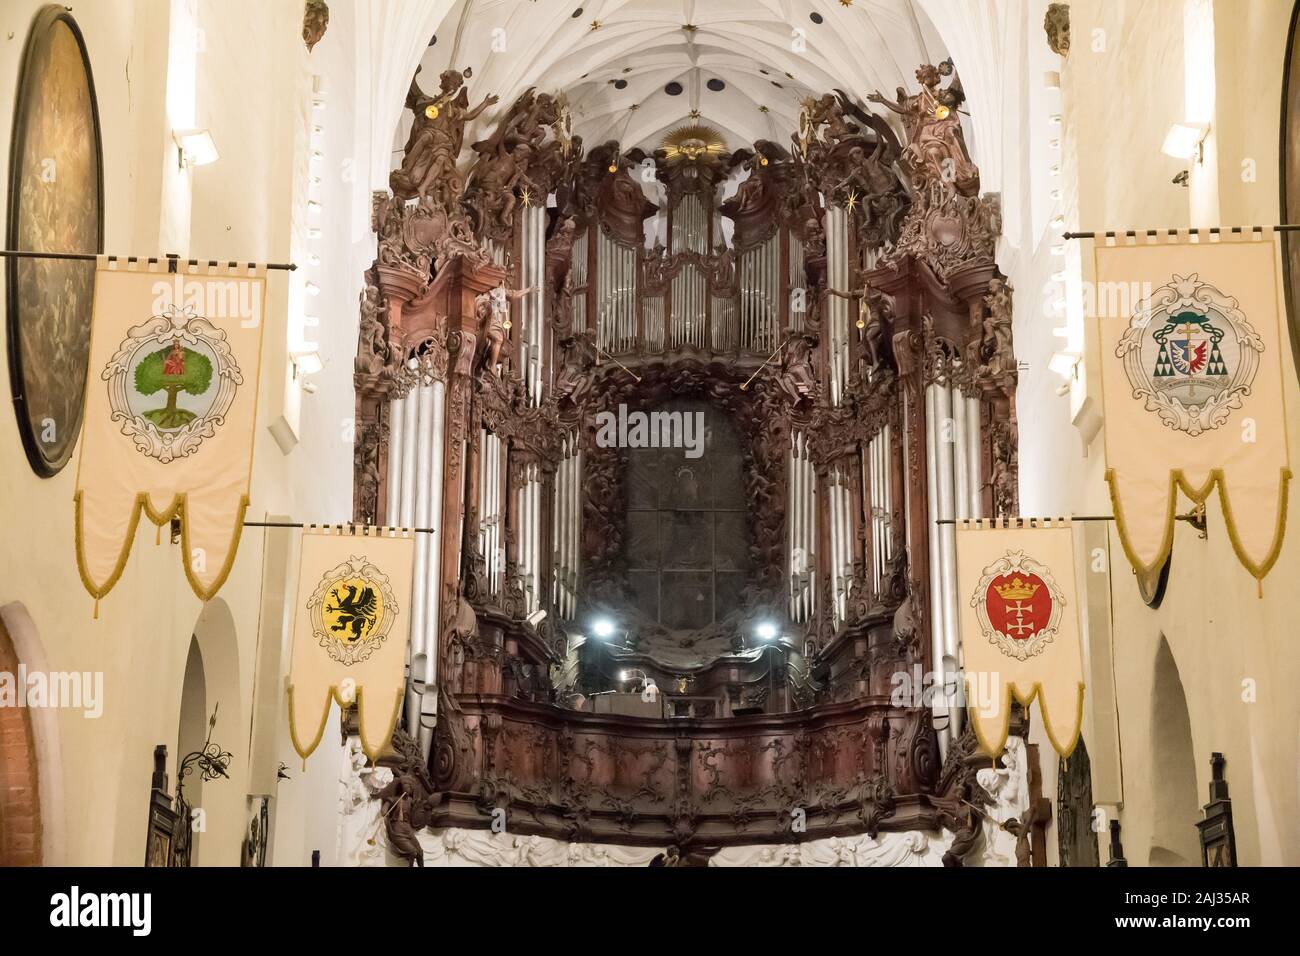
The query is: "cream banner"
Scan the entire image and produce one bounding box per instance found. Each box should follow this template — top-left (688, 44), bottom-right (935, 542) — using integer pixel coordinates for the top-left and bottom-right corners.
top-left (1095, 233), bottom-right (1291, 584)
top-left (956, 519), bottom-right (1084, 759)
top-left (75, 258), bottom-right (266, 606)
top-left (288, 526), bottom-right (414, 762)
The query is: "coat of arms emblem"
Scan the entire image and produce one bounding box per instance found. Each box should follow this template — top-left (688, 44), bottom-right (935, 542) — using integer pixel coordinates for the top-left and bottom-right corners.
top-left (1117, 273), bottom-right (1263, 437)
top-left (306, 555), bottom-right (400, 665)
top-left (102, 304), bottom-right (242, 462)
top-left (970, 550), bottom-right (1065, 661)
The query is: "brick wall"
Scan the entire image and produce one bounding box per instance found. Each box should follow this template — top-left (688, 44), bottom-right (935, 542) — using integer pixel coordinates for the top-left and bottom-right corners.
top-left (0, 626), bottom-right (41, 866)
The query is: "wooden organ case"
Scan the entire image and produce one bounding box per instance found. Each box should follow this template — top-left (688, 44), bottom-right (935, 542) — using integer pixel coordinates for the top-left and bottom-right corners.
top-left (353, 70), bottom-right (1019, 857)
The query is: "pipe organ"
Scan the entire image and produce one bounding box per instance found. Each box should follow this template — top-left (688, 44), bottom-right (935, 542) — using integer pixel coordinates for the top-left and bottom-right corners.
top-left (355, 70), bottom-right (1018, 850)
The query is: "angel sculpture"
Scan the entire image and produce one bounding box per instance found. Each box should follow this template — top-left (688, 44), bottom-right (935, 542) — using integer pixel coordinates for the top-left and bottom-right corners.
top-left (475, 284), bottom-right (536, 376)
top-left (391, 67), bottom-right (499, 209)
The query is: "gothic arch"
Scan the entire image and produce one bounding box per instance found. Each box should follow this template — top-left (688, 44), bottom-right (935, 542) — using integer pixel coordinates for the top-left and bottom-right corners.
top-left (1147, 635), bottom-right (1200, 866)
top-left (0, 601), bottom-right (64, 865)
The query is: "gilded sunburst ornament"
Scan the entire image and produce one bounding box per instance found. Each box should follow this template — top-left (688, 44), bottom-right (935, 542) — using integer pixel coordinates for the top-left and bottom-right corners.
top-left (660, 124), bottom-right (727, 165)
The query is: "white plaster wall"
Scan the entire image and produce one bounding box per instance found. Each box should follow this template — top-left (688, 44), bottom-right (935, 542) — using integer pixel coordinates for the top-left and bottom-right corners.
top-left (1028, 0), bottom-right (1300, 866)
top-left (0, 0), bottom-right (363, 864)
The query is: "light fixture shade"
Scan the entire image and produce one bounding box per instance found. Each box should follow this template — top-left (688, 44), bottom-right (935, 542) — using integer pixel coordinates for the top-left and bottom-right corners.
top-left (1161, 122), bottom-right (1209, 160)
top-left (1048, 351), bottom-right (1081, 380)
top-left (290, 350), bottom-right (324, 375)
top-left (172, 128), bottom-right (219, 166)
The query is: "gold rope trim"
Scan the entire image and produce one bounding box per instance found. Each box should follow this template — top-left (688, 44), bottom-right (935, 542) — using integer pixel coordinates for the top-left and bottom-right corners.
top-left (1105, 467), bottom-right (1291, 582)
top-left (287, 683), bottom-right (404, 763)
top-left (75, 489), bottom-right (251, 606)
top-left (965, 678), bottom-right (1086, 759)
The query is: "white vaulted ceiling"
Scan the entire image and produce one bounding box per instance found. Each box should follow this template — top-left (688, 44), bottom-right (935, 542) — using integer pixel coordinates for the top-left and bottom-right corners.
top-left (407, 0), bottom-right (950, 159)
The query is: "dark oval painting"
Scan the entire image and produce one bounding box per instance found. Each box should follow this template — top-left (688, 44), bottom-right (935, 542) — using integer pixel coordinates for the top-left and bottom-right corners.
top-left (5, 6), bottom-right (103, 477)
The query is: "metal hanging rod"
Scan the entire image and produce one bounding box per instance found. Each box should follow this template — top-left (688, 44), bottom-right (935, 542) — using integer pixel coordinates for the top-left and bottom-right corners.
top-left (243, 520), bottom-right (437, 534)
top-left (935, 516), bottom-right (1115, 525)
top-left (0, 249), bottom-right (297, 270)
top-left (1063, 225), bottom-right (1300, 240)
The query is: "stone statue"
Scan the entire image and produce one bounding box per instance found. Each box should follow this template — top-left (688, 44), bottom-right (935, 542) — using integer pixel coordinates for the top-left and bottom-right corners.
top-left (390, 67), bottom-right (499, 209)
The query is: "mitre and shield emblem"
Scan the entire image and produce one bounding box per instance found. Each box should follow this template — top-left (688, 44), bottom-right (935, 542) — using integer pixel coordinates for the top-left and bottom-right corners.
top-left (1116, 273), bottom-right (1262, 438)
top-left (101, 303), bottom-right (242, 463)
top-left (970, 550), bottom-right (1065, 662)
top-left (305, 555), bottom-right (400, 666)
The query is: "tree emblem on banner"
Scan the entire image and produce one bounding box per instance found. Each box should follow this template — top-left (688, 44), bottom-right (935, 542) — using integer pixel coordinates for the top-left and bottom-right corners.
top-left (970, 550), bottom-right (1065, 661)
top-left (101, 304), bottom-right (242, 463)
top-left (306, 555), bottom-right (399, 666)
top-left (1117, 273), bottom-right (1262, 437)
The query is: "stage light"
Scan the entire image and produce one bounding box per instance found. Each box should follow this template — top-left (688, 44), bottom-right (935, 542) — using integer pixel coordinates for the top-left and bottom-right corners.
top-left (592, 618), bottom-right (615, 638)
top-left (755, 621), bottom-right (779, 641)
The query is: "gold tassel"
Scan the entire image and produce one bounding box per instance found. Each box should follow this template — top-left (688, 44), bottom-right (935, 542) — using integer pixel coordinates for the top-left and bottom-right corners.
top-left (93, 599), bottom-right (99, 620)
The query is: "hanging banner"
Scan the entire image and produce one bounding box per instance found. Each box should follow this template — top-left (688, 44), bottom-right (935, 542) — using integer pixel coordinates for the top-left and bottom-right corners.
top-left (956, 518), bottom-right (1084, 758)
top-left (288, 525), bottom-right (414, 762)
top-left (1094, 232), bottom-right (1291, 583)
top-left (75, 258), bottom-right (267, 604)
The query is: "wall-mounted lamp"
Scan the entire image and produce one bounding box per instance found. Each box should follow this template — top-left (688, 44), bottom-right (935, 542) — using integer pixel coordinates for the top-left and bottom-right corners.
top-left (1049, 350), bottom-right (1081, 395)
top-left (290, 349), bottom-right (324, 377)
top-left (1161, 122), bottom-right (1210, 163)
top-left (172, 129), bottom-right (219, 169)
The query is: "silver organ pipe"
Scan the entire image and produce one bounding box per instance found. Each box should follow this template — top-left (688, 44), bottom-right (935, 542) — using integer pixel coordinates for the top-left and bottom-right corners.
top-left (409, 380), bottom-right (434, 710)
top-left (937, 384), bottom-right (960, 732)
top-left (644, 291), bottom-right (665, 352)
top-left (829, 466), bottom-right (842, 625)
top-left (391, 371), bottom-right (448, 751)
top-left (596, 229), bottom-right (637, 354)
top-left (523, 205), bottom-right (546, 405)
top-left (671, 194), bottom-right (708, 349)
top-left (788, 235), bottom-right (805, 332)
top-left (966, 394), bottom-right (982, 517)
top-left (570, 229), bottom-right (588, 333)
top-left (924, 383), bottom-right (945, 730)
top-left (788, 431), bottom-right (817, 624)
top-left (738, 234), bottom-right (780, 352)
top-left (479, 430), bottom-right (505, 599)
top-left (551, 435), bottom-right (583, 619)
top-left (514, 462), bottom-right (542, 614)
top-left (825, 205), bottom-right (850, 405)
top-left (386, 395), bottom-right (405, 523)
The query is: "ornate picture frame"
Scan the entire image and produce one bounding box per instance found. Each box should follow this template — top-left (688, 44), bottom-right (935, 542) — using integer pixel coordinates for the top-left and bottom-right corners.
top-left (5, 5), bottom-right (104, 477)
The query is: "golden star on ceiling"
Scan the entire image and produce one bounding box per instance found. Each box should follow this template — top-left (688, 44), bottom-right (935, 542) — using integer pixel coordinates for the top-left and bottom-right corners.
top-left (590, 19), bottom-right (600, 31)
top-left (689, 109), bottom-right (701, 119)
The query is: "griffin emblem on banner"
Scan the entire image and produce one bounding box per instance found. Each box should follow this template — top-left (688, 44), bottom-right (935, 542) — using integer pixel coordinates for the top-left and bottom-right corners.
top-left (101, 304), bottom-right (242, 463)
top-left (971, 550), bottom-right (1065, 661)
top-left (307, 555), bottom-right (399, 665)
top-left (1117, 273), bottom-right (1263, 437)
